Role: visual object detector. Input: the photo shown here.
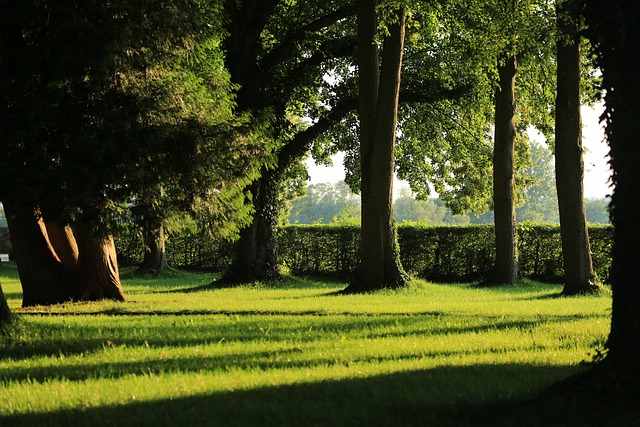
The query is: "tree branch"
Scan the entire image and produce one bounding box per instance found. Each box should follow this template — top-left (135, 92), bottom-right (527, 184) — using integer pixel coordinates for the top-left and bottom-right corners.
top-left (262, 4), bottom-right (357, 70)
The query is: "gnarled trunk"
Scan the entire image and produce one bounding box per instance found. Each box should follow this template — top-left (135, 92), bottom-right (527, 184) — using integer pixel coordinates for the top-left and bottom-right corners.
top-left (490, 54), bottom-right (519, 284)
top-left (4, 205), bottom-right (75, 306)
top-left (555, 0), bottom-right (597, 295)
top-left (4, 204), bottom-right (125, 306)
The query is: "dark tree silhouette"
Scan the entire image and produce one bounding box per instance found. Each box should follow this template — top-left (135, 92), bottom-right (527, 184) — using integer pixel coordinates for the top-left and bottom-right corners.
top-left (554, 0), bottom-right (640, 400)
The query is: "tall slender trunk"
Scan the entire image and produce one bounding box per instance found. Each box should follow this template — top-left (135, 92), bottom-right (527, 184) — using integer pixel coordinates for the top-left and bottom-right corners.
top-left (555, 0), bottom-right (597, 295)
top-left (136, 223), bottom-right (168, 274)
top-left (347, 2), bottom-right (407, 292)
top-left (222, 171), bottom-right (282, 283)
top-left (491, 54), bottom-right (519, 284)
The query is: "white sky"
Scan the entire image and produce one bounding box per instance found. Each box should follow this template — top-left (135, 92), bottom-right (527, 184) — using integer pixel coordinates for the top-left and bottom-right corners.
top-left (306, 103), bottom-right (613, 200)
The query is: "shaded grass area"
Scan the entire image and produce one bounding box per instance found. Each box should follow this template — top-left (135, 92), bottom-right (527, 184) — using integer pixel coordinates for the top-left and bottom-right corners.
top-left (0, 262), bottom-right (627, 426)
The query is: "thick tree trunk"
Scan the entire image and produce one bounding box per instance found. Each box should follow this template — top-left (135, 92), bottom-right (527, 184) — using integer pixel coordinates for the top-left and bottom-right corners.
top-left (4, 204), bottom-right (125, 305)
top-left (45, 222), bottom-right (80, 272)
top-left (222, 171), bottom-right (282, 283)
top-left (588, 5), bottom-right (640, 385)
top-left (73, 225), bottom-right (126, 301)
top-left (555, 1), bottom-right (597, 295)
top-left (490, 54), bottom-right (519, 284)
top-left (346, 3), bottom-right (407, 292)
top-left (552, 0), bottom-right (640, 399)
top-left (4, 205), bottom-right (75, 306)
top-left (136, 223), bottom-right (168, 274)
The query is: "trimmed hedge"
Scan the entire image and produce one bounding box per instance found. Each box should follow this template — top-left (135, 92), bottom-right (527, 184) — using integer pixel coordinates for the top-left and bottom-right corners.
top-left (115, 228), bottom-right (234, 271)
top-left (114, 223), bottom-right (613, 283)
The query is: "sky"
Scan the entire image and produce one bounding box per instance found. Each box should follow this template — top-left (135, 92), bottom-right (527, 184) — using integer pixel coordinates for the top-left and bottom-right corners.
top-left (306, 104), bottom-right (613, 200)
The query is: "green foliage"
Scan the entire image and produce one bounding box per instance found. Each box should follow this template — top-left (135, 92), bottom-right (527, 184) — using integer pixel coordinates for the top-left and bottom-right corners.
top-left (516, 140), bottom-right (560, 222)
top-left (0, 0), bottom-right (268, 238)
top-left (585, 197), bottom-right (611, 224)
top-left (394, 189), bottom-right (471, 225)
top-left (287, 181), bottom-right (360, 224)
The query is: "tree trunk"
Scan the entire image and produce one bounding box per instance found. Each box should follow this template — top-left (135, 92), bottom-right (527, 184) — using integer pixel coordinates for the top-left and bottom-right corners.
top-left (555, 0), bottom-right (640, 398)
top-left (73, 225), bottom-right (126, 301)
top-left (136, 223), bottom-right (169, 274)
top-left (4, 205), bottom-right (75, 306)
top-left (0, 282), bottom-right (13, 332)
top-left (4, 203), bottom-right (125, 305)
top-left (346, 2), bottom-right (408, 292)
top-left (490, 54), bottom-right (519, 284)
top-left (555, 0), bottom-right (597, 295)
top-left (45, 222), bottom-right (80, 272)
top-left (222, 171), bottom-right (282, 283)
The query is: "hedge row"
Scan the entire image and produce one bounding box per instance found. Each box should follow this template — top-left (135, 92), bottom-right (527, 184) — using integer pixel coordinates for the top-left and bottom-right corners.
top-left (278, 224), bottom-right (613, 283)
top-left (115, 223), bottom-right (613, 283)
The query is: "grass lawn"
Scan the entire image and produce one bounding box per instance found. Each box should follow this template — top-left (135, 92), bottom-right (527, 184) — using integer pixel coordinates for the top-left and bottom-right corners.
top-left (0, 262), bottom-right (631, 426)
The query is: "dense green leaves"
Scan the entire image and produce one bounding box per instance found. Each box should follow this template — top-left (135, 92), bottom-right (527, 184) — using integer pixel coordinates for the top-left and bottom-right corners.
top-left (0, 0), bottom-right (267, 236)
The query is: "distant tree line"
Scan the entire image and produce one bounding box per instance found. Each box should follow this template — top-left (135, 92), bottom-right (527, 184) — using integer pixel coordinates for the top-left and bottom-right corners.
top-left (286, 180), bottom-right (610, 226)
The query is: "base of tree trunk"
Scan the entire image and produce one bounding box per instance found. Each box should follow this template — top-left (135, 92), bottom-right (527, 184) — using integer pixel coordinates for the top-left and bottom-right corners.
top-left (341, 270), bottom-right (409, 294)
top-left (561, 281), bottom-right (601, 296)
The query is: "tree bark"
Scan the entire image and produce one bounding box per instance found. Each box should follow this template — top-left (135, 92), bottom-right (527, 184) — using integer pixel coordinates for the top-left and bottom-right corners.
top-left (4, 205), bottom-right (75, 306)
top-left (222, 171), bottom-right (282, 283)
top-left (73, 225), bottom-right (126, 301)
top-left (555, 0), bottom-right (597, 295)
top-left (490, 54), bottom-right (519, 284)
top-left (554, 0), bottom-right (640, 398)
top-left (346, 2), bottom-right (408, 292)
top-left (0, 282), bottom-right (13, 332)
top-left (136, 223), bottom-right (169, 274)
top-left (3, 203), bottom-right (125, 305)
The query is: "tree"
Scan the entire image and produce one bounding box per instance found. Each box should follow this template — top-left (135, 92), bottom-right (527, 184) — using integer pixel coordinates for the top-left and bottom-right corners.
top-left (554, 0), bottom-right (597, 295)
top-left (0, 1), bottom-right (264, 305)
top-left (491, 51), bottom-right (520, 284)
top-left (480, 0), bottom-right (557, 285)
top-left (0, 283), bottom-right (12, 333)
top-left (578, 0), bottom-right (640, 396)
top-left (132, 186), bottom-right (169, 275)
top-left (219, 1), bottom-right (359, 283)
top-left (344, 0), bottom-right (408, 292)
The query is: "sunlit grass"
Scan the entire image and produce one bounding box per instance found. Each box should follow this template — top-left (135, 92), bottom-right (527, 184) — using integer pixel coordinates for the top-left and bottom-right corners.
top-left (0, 262), bottom-right (618, 426)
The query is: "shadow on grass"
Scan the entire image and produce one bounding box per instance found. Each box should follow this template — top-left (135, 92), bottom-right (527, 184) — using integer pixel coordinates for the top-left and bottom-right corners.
top-left (1, 364), bottom-right (636, 427)
top-left (1, 312), bottom-right (600, 363)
